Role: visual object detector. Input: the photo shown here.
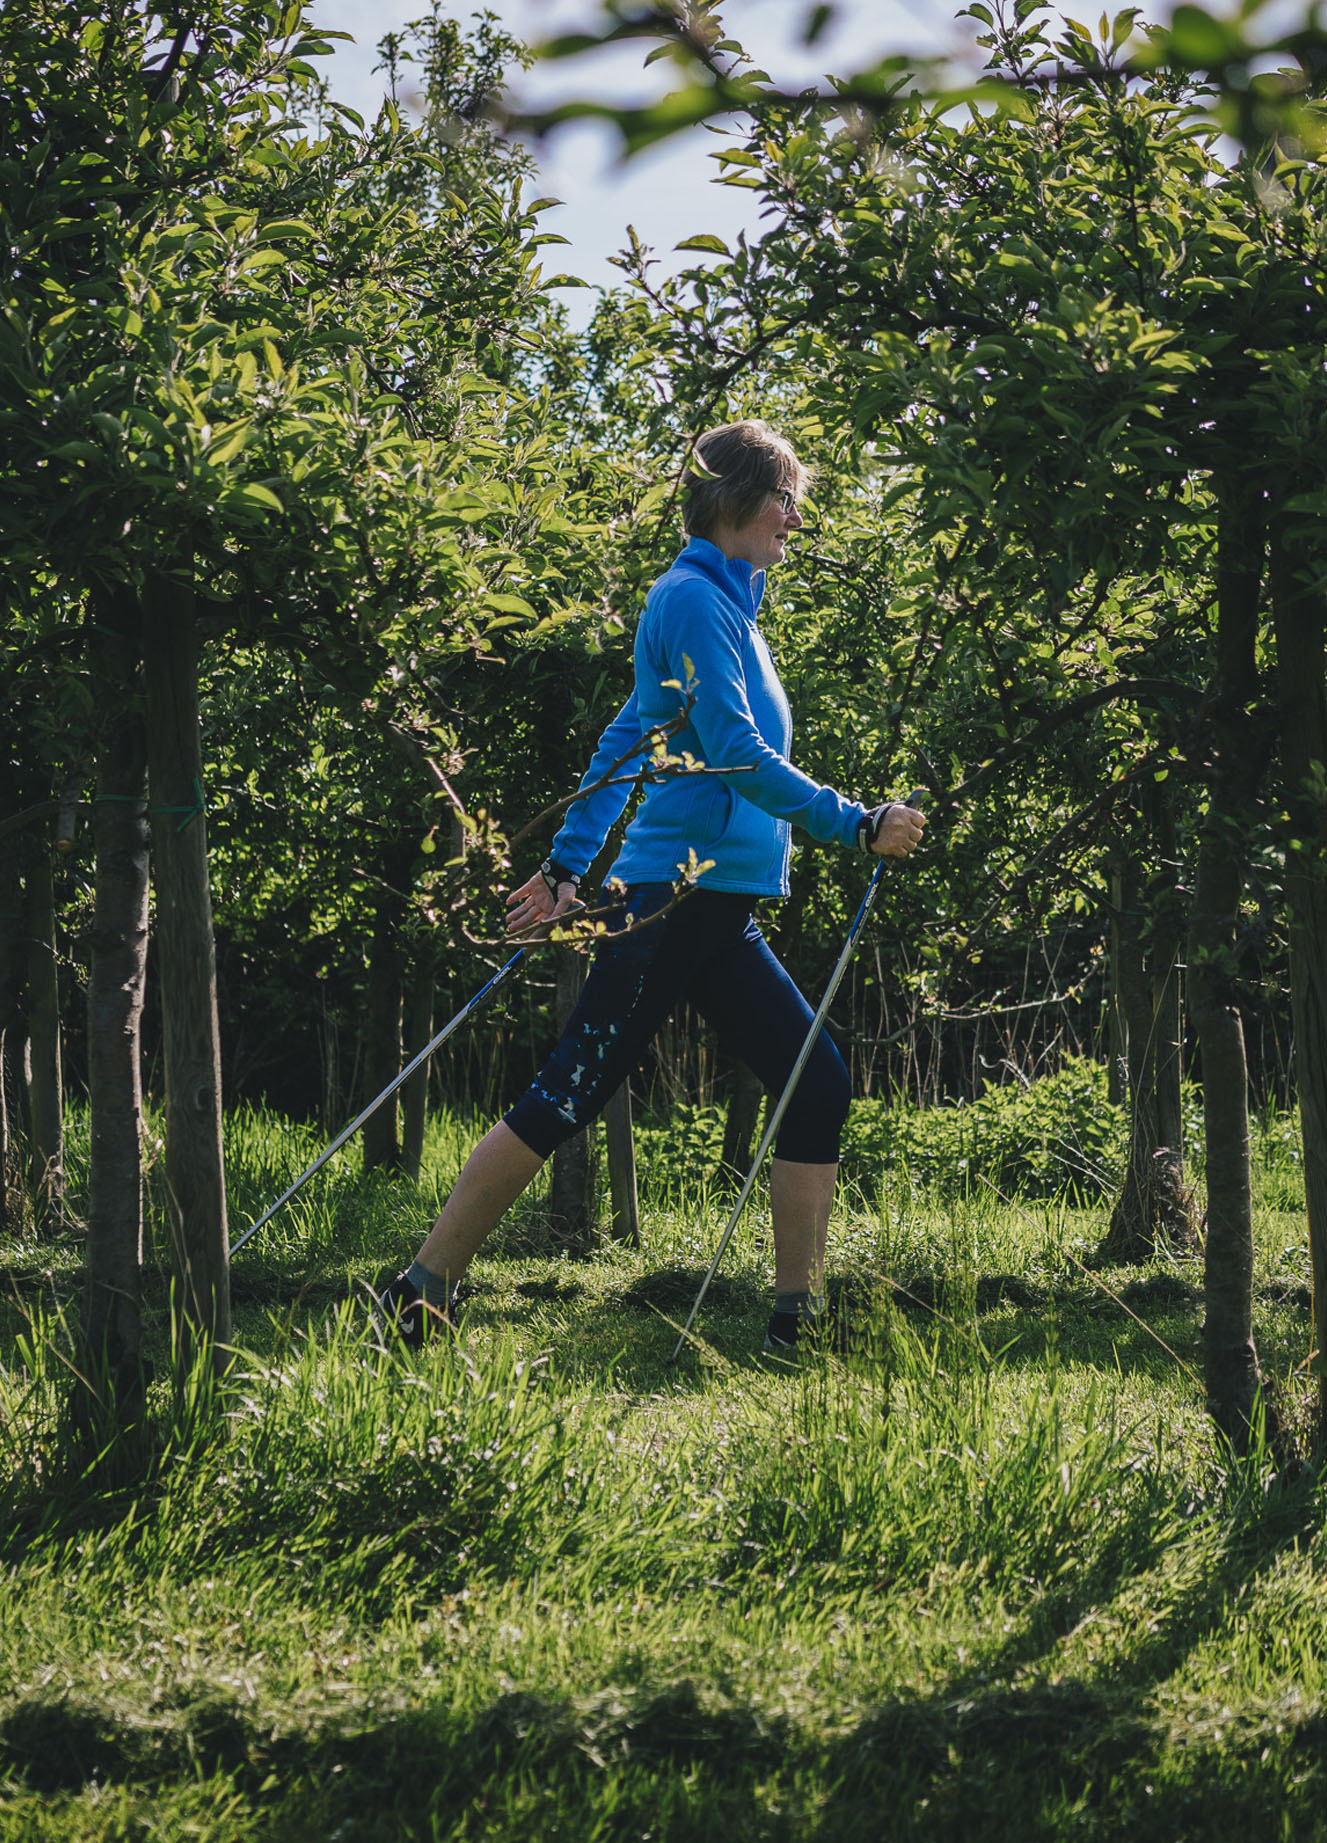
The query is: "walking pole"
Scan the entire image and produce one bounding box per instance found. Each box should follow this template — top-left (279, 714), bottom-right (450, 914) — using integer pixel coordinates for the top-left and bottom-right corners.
top-left (230, 947), bottom-right (528, 1259)
top-left (671, 796), bottom-right (925, 1359)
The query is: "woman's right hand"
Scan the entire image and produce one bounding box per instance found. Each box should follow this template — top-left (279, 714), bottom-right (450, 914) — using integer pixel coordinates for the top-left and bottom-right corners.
top-left (506, 871), bottom-right (581, 936)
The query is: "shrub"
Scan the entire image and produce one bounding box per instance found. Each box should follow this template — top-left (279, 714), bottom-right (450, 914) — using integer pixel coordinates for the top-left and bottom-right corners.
top-left (840, 1056), bottom-right (1126, 1202)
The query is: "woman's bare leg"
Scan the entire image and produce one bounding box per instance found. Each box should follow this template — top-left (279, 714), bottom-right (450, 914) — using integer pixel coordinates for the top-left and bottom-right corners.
top-left (413, 1142), bottom-right (833, 1294)
top-left (769, 1157), bottom-right (837, 1296)
top-left (414, 1122), bottom-right (545, 1288)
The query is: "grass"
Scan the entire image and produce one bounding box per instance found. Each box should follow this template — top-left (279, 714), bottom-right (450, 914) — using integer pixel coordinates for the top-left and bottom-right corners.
top-left (0, 1098), bottom-right (1324, 1840)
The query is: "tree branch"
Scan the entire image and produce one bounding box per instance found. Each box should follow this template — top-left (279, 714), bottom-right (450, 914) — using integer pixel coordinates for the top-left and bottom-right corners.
top-left (937, 677), bottom-right (1203, 818)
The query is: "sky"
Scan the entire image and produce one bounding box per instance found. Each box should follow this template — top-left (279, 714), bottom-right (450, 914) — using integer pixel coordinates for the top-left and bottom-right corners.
top-left (310, 0), bottom-right (966, 322)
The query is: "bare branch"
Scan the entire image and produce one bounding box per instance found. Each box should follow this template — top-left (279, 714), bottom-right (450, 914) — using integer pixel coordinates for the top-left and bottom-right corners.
top-left (0, 800), bottom-right (63, 842)
top-left (382, 720), bottom-right (464, 817)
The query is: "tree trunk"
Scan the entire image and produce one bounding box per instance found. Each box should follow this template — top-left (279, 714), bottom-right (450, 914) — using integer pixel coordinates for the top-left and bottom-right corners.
top-left (0, 1029), bottom-right (13, 1236)
top-left (362, 897), bottom-right (405, 1175)
top-left (0, 846), bottom-right (24, 1236)
top-left (80, 609), bottom-right (151, 1411)
top-left (1153, 789), bottom-right (1187, 1163)
top-left (401, 962), bottom-right (434, 1182)
top-left (1196, 472), bottom-right (1276, 1453)
top-left (1192, 822), bottom-right (1264, 1447)
top-left (719, 1058), bottom-right (764, 1191)
top-left (548, 945), bottom-right (595, 1253)
top-left (1272, 505), bottom-right (1327, 1429)
top-left (1151, 790), bottom-right (1192, 1241)
top-left (319, 984), bottom-right (342, 1130)
top-left (143, 573), bottom-right (230, 1360)
top-left (603, 1082), bottom-right (639, 1245)
top-left (23, 843), bottom-right (64, 1233)
top-left (1105, 859), bottom-right (1125, 1106)
top-left (1102, 852), bottom-right (1157, 1258)
top-left (1099, 795), bottom-right (1196, 1263)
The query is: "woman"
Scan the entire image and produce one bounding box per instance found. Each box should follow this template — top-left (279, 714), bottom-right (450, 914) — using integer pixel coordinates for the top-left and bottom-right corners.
top-left (375, 420), bottom-right (924, 1352)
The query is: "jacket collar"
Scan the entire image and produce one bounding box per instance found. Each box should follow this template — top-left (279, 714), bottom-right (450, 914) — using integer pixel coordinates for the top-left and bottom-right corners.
top-left (678, 536), bottom-right (766, 615)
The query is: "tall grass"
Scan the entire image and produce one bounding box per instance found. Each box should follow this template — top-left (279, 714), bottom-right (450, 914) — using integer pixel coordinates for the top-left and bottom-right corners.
top-left (0, 1096), bottom-right (1322, 1840)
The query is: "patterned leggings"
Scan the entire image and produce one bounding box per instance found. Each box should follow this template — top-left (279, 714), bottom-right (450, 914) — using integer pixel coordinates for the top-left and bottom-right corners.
top-left (504, 884), bottom-right (851, 1164)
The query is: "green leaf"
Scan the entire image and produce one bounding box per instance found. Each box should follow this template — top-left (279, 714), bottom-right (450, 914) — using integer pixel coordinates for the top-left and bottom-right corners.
top-left (231, 482), bottom-right (284, 513)
top-left (484, 593), bottom-right (537, 617)
top-left (255, 219), bottom-right (315, 242)
top-left (675, 234), bottom-right (732, 256)
top-left (204, 426), bottom-right (250, 467)
top-left (802, 3), bottom-right (836, 47)
top-left (1165, 5), bottom-right (1243, 66)
top-left (1126, 328), bottom-right (1177, 355)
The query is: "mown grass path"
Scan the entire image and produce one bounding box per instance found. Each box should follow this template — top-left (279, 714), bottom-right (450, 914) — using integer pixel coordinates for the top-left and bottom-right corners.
top-left (1, 1107), bottom-right (1323, 1840)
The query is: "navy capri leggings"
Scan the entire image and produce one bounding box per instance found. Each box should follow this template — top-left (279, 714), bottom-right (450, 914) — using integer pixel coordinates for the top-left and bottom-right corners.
top-left (505, 885), bottom-right (851, 1164)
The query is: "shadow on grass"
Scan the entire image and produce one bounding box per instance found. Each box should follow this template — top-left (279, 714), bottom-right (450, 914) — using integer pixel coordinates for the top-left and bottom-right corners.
top-left (513, 1274), bottom-right (586, 1303)
top-left (229, 1270), bottom-right (350, 1310)
top-left (437, 1257), bottom-right (1304, 1396)
top-left (0, 1676), bottom-right (794, 1820)
top-left (611, 1266), bottom-right (763, 1318)
top-left (447, 1265), bottom-right (774, 1393)
top-left (4, 1654), bottom-right (1324, 1842)
top-left (876, 1266), bottom-right (1205, 1323)
top-left (810, 1459), bottom-right (1326, 1839)
top-left (859, 1265), bottom-right (1207, 1385)
top-left (818, 1674), bottom-right (1327, 1840)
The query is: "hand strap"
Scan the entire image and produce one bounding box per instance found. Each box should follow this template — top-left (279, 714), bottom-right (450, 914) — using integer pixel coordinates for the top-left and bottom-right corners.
top-left (540, 857), bottom-right (582, 898)
top-left (856, 806), bottom-right (890, 853)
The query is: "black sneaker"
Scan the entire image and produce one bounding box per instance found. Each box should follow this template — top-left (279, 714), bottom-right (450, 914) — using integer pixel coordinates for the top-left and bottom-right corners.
top-left (763, 1308), bottom-right (808, 1353)
top-left (371, 1270), bottom-right (447, 1348)
top-left (762, 1306), bottom-right (840, 1355)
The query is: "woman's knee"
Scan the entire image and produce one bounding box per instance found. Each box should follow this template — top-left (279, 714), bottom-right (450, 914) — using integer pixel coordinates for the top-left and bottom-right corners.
top-left (820, 1043), bottom-right (852, 1139)
top-left (775, 1035), bottom-right (850, 1163)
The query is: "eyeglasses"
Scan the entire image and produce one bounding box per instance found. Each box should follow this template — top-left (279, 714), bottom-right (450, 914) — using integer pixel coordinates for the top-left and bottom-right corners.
top-left (772, 490), bottom-right (816, 525)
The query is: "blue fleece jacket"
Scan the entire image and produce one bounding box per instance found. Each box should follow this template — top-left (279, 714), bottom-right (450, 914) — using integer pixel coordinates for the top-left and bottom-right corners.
top-left (549, 538), bottom-right (869, 897)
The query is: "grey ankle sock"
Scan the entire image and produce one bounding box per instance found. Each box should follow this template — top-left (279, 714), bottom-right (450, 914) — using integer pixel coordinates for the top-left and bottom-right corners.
top-left (407, 1259), bottom-right (452, 1308)
top-left (775, 1290), bottom-right (825, 1322)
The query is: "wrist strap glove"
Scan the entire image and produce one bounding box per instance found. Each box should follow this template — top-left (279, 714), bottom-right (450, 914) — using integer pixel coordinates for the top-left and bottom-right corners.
top-left (856, 805), bottom-right (891, 853)
top-left (540, 857), bottom-right (582, 899)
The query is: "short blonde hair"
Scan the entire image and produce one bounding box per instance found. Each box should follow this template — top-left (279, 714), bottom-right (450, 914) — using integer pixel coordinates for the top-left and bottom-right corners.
top-left (682, 420), bottom-right (810, 539)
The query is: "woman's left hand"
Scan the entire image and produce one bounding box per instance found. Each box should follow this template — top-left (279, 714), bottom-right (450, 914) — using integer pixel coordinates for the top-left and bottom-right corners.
top-left (870, 802), bottom-right (927, 858)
